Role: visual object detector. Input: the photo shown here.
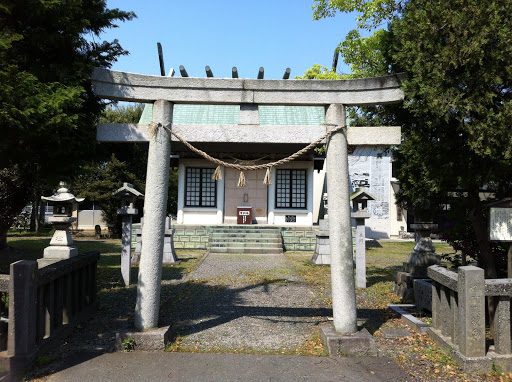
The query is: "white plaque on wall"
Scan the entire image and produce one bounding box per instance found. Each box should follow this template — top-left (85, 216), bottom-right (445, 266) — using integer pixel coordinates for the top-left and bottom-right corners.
top-left (489, 207), bottom-right (512, 242)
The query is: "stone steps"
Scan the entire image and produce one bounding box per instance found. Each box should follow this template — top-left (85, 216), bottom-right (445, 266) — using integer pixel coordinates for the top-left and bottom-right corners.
top-left (207, 226), bottom-right (283, 254)
top-left (209, 237), bottom-right (282, 244)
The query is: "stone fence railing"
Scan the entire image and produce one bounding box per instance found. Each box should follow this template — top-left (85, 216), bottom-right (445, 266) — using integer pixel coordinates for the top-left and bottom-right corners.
top-left (0, 251), bottom-right (100, 378)
top-left (428, 265), bottom-right (512, 372)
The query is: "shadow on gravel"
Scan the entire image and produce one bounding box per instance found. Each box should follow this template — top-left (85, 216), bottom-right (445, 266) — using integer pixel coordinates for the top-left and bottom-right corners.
top-left (160, 279), bottom-right (331, 341)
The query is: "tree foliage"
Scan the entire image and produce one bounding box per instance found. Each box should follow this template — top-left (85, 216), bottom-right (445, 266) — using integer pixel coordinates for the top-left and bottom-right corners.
top-left (312, 0), bottom-right (404, 30)
top-left (73, 154), bottom-right (143, 237)
top-left (390, 0), bottom-right (512, 279)
top-left (0, 1), bottom-right (135, 248)
top-left (73, 103), bottom-right (179, 234)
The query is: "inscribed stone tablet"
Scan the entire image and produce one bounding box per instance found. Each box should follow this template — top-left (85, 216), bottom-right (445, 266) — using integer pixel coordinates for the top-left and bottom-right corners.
top-left (489, 207), bottom-right (512, 242)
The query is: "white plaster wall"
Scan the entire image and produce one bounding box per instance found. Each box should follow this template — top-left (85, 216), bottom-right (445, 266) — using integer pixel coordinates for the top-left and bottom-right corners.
top-left (313, 167), bottom-right (326, 223)
top-left (76, 210), bottom-right (107, 230)
top-left (267, 161), bottom-right (314, 226)
top-left (177, 159), bottom-right (224, 225)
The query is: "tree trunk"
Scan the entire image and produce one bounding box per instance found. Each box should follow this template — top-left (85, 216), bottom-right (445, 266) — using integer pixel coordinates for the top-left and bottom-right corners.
top-left (29, 199), bottom-right (37, 231)
top-left (467, 188), bottom-right (497, 334)
top-left (0, 231), bottom-right (7, 251)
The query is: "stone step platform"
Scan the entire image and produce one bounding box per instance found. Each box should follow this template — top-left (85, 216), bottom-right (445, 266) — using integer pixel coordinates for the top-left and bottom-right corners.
top-left (209, 246), bottom-right (283, 254)
top-left (210, 233), bottom-right (280, 239)
top-left (209, 236), bottom-right (282, 243)
top-left (209, 228), bottom-right (282, 234)
top-left (210, 242), bottom-right (282, 249)
top-left (208, 226), bottom-right (283, 254)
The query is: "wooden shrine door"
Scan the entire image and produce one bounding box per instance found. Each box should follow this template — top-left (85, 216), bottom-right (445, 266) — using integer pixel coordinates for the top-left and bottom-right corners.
top-left (224, 168), bottom-right (268, 224)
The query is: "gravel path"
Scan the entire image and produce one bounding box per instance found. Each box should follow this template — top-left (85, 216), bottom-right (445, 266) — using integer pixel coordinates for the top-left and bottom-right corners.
top-left (160, 252), bottom-right (331, 352)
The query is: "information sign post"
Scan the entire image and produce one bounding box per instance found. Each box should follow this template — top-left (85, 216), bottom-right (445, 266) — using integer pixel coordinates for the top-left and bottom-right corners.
top-left (488, 198), bottom-right (512, 277)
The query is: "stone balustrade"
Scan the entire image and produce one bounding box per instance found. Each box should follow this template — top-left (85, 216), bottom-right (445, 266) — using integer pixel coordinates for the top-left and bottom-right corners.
top-left (428, 265), bottom-right (512, 372)
top-left (1, 251), bottom-right (99, 378)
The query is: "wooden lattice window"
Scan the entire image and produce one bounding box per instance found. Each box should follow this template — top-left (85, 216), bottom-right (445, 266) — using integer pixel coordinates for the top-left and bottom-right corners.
top-left (276, 169), bottom-right (307, 209)
top-left (185, 168), bottom-right (216, 207)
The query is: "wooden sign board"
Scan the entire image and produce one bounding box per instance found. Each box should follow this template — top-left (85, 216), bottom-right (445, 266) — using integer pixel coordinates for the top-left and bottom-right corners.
top-left (489, 207), bottom-right (512, 242)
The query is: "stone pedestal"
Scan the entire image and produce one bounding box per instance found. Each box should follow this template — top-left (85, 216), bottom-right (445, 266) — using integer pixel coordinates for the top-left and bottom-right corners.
top-left (163, 226), bottom-right (179, 264)
top-left (133, 217), bottom-right (179, 265)
top-left (354, 217), bottom-right (368, 288)
top-left (394, 223), bottom-right (440, 302)
top-left (119, 212), bottom-right (136, 286)
top-left (133, 223), bottom-right (142, 264)
top-left (310, 219), bottom-right (330, 265)
top-left (39, 218), bottom-right (78, 267)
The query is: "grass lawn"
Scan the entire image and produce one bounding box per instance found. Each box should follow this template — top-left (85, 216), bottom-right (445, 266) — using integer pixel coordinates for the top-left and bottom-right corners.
top-left (3, 236), bottom-right (203, 285)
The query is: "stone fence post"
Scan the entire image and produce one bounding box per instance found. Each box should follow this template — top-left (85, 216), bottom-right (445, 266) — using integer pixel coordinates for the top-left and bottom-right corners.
top-left (7, 261), bottom-right (38, 369)
top-left (458, 266), bottom-right (485, 357)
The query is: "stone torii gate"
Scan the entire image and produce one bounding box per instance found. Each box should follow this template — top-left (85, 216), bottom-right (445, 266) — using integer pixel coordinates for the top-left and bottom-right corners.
top-left (91, 68), bottom-right (404, 334)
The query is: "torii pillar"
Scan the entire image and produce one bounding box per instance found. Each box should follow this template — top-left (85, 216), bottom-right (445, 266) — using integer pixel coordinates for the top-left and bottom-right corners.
top-left (134, 100), bottom-right (172, 330)
top-left (325, 104), bottom-right (357, 333)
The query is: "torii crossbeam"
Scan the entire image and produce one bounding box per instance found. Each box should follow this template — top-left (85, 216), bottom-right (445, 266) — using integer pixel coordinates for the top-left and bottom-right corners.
top-left (91, 68), bottom-right (404, 334)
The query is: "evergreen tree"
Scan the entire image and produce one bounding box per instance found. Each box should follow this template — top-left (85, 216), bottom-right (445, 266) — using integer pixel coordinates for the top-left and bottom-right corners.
top-left (0, 1), bottom-right (135, 248)
top-left (309, 0), bottom-right (512, 281)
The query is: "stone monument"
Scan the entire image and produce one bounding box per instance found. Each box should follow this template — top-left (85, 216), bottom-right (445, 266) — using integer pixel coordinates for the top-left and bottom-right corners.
top-left (311, 193), bottom-right (331, 265)
top-left (113, 182), bottom-right (143, 286)
top-left (133, 216), bottom-right (179, 265)
top-left (39, 182), bottom-right (84, 267)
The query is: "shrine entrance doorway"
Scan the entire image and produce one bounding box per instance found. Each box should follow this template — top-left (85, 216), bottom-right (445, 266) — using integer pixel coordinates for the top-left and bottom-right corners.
top-left (224, 167), bottom-right (268, 224)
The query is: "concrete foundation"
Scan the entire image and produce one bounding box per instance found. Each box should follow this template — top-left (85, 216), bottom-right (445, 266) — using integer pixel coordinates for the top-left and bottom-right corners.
top-left (310, 219), bottom-right (330, 265)
top-left (116, 326), bottom-right (171, 351)
top-left (320, 325), bottom-right (377, 356)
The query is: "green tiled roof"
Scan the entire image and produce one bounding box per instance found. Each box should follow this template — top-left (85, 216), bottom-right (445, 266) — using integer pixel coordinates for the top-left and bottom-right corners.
top-left (174, 104), bottom-right (239, 124)
top-left (259, 106), bottom-right (325, 125)
top-left (139, 103), bottom-right (153, 124)
top-left (138, 104), bottom-right (325, 125)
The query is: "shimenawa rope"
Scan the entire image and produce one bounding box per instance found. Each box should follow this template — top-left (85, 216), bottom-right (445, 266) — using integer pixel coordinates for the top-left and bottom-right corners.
top-left (153, 122), bottom-right (345, 187)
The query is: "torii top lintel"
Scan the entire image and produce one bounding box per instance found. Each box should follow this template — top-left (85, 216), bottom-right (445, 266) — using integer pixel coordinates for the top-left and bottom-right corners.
top-left (91, 68), bottom-right (405, 106)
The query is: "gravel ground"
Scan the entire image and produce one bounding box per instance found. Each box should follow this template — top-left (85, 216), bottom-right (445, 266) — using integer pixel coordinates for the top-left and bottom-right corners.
top-left (161, 253), bottom-right (330, 353)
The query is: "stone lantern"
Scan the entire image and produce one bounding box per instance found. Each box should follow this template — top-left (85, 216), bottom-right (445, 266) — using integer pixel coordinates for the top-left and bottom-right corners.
top-left (394, 203), bottom-right (440, 302)
top-left (40, 182), bottom-right (84, 267)
top-left (351, 188), bottom-right (376, 288)
top-left (113, 182), bottom-right (143, 286)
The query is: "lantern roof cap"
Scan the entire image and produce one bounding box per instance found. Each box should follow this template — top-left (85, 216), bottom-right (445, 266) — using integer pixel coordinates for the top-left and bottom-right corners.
top-left (113, 182), bottom-right (144, 198)
top-left (350, 187), bottom-right (376, 201)
top-left (41, 182), bottom-right (84, 203)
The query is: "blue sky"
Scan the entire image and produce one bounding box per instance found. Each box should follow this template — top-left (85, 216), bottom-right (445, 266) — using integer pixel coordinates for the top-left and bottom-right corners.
top-left (99, 0), bottom-right (358, 79)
